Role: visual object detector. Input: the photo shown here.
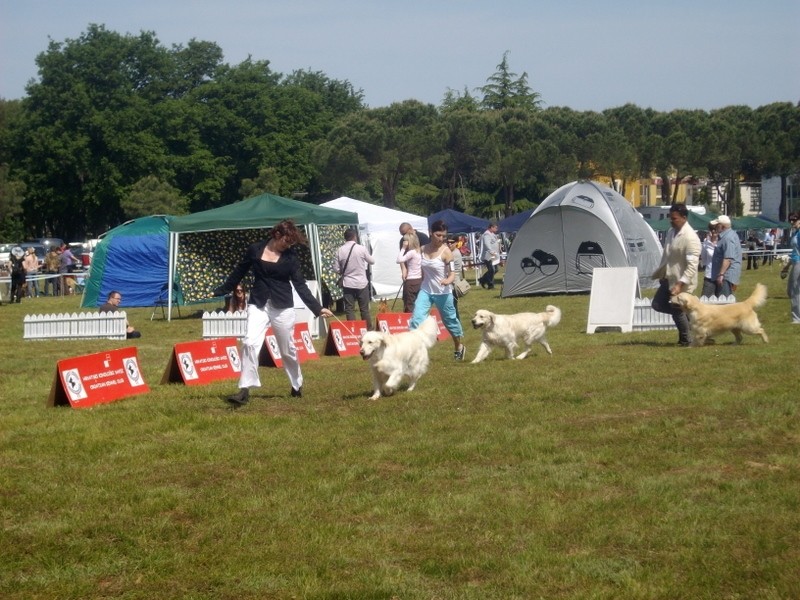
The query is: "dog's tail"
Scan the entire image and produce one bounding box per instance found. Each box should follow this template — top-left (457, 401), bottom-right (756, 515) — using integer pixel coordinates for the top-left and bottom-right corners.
top-left (418, 315), bottom-right (440, 348)
top-left (543, 305), bottom-right (562, 327)
top-left (745, 283), bottom-right (768, 309)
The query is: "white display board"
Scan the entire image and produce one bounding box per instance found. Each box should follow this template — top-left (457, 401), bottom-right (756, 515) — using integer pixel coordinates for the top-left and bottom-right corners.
top-left (586, 267), bottom-right (640, 334)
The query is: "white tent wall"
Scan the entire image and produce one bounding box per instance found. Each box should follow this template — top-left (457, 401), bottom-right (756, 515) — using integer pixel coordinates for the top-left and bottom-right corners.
top-left (320, 197), bottom-right (429, 299)
top-left (502, 181), bottom-right (662, 297)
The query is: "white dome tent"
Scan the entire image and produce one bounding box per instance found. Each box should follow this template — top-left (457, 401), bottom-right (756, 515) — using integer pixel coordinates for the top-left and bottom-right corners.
top-left (502, 180), bottom-right (663, 297)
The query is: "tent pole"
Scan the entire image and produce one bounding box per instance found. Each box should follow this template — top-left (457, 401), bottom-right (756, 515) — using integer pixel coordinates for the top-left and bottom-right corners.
top-left (307, 223), bottom-right (327, 339)
top-left (167, 232), bottom-right (176, 321)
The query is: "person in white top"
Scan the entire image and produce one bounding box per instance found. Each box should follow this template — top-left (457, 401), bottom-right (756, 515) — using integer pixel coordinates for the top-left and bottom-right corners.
top-left (333, 228), bottom-right (376, 328)
top-left (762, 228), bottom-right (776, 266)
top-left (700, 224), bottom-right (718, 297)
top-left (409, 220), bottom-right (466, 360)
top-left (396, 231), bottom-right (422, 312)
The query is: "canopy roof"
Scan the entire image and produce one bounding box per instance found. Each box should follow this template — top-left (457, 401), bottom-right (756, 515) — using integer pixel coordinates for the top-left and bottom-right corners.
top-left (498, 208), bottom-right (535, 233)
top-left (170, 193), bottom-right (357, 233)
top-left (428, 209), bottom-right (488, 234)
top-left (321, 197), bottom-right (427, 234)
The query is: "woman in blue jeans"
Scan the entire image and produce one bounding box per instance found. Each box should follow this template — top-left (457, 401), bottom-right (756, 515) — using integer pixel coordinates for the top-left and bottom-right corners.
top-left (409, 219), bottom-right (466, 360)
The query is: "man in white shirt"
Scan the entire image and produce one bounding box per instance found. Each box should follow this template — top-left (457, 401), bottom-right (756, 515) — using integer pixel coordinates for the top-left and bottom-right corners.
top-left (478, 221), bottom-right (500, 289)
top-left (334, 229), bottom-right (376, 328)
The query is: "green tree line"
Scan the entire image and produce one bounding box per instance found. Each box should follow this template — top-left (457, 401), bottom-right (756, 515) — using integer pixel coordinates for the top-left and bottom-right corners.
top-left (1, 27), bottom-right (798, 241)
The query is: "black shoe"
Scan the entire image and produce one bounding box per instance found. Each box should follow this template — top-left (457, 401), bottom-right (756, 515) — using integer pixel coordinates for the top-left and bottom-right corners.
top-left (226, 388), bottom-right (249, 406)
top-left (290, 386), bottom-right (303, 398)
top-left (480, 281), bottom-right (487, 289)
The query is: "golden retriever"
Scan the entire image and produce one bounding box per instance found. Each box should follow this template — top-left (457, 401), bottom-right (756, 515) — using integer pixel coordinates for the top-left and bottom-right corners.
top-left (673, 283), bottom-right (768, 346)
top-left (358, 315), bottom-right (439, 400)
top-left (470, 306), bottom-right (561, 363)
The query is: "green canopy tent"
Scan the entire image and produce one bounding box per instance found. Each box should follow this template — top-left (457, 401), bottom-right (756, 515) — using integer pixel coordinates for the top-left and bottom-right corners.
top-left (167, 194), bottom-right (358, 321)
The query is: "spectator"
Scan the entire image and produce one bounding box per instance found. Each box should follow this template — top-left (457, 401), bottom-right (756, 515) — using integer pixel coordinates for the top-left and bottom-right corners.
top-left (447, 235), bottom-right (464, 319)
top-left (762, 229), bottom-right (776, 266)
top-left (225, 284), bottom-right (248, 313)
top-left (478, 221), bottom-right (500, 289)
top-left (8, 247), bottom-right (26, 303)
top-left (22, 247), bottom-right (40, 298)
top-left (700, 224), bottom-right (718, 297)
top-left (99, 291), bottom-right (142, 339)
top-left (709, 215), bottom-right (742, 296)
top-left (399, 222), bottom-right (430, 247)
top-left (781, 213), bottom-right (800, 324)
top-left (333, 228), bottom-right (375, 328)
top-left (43, 247), bottom-right (61, 296)
top-left (396, 231), bottom-right (422, 313)
top-left (59, 244), bottom-right (78, 294)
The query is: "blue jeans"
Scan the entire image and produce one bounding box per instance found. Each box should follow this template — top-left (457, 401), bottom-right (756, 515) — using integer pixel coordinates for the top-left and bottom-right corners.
top-left (409, 289), bottom-right (463, 338)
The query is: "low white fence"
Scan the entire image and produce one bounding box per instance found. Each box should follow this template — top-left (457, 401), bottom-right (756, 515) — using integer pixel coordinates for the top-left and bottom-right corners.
top-left (632, 295), bottom-right (736, 331)
top-left (23, 311), bottom-right (127, 340)
top-left (202, 310), bottom-right (247, 339)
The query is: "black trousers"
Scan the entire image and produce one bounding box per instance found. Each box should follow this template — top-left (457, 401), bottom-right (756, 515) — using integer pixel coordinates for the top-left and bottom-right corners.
top-left (651, 279), bottom-right (691, 344)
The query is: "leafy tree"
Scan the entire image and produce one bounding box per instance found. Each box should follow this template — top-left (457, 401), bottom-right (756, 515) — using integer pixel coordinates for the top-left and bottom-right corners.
top-left (315, 100), bottom-right (444, 207)
top-left (438, 108), bottom-right (489, 210)
top-left (121, 175), bottom-right (188, 218)
top-left (479, 52), bottom-right (542, 111)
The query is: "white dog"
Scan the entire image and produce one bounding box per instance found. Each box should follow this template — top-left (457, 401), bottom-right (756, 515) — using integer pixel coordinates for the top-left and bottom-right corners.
top-left (673, 283), bottom-right (768, 346)
top-left (470, 306), bottom-right (561, 363)
top-left (358, 315), bottom-right (439, 400)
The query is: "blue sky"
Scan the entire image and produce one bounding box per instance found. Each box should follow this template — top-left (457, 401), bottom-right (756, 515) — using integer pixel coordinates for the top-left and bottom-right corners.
top-left (1, 0), bottom-right (798, 111)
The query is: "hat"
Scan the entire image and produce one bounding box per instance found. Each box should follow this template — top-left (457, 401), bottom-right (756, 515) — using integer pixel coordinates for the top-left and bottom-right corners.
top-left (712, 215), bottom-right (731, 227)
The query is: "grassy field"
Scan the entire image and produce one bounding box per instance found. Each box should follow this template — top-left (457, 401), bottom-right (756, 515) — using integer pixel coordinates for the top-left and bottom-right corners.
top-left (1, 267), bottom-right (798, 599)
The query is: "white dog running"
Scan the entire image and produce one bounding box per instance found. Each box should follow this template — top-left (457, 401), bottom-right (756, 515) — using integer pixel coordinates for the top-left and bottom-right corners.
top-left (358, 315), bottom-right (439, 400)
top-left (470, 306), bottom-right (562, 363)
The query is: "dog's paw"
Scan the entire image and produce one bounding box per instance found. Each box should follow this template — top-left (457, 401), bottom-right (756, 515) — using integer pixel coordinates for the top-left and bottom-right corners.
top-left (368, 392), bottom-right (381, 400)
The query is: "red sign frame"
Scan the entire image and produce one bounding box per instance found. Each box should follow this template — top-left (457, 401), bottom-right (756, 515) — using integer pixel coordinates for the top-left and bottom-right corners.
top-left (162, 338), bottom-right (242, 385)
top-left (324, 320), bottom-right (368, 357)
top-left (49, 347), bottom-right (149, 408)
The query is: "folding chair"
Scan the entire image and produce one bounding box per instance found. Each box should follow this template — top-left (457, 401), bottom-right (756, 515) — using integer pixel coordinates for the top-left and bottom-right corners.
top-left (151, 283), bottom-right (182, 320)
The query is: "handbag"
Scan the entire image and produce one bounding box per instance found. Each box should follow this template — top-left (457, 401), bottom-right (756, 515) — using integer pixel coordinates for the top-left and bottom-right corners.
top-left (453, 278), bottom-right (471, 298)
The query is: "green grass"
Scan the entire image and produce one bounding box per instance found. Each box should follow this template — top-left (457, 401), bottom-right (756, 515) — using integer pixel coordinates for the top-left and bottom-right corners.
top-left (1, 267), bottom-right (798, 599)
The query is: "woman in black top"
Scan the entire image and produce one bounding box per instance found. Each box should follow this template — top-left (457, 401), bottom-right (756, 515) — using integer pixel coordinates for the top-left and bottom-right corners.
top-left (213, 220), bottom-right (333, 406)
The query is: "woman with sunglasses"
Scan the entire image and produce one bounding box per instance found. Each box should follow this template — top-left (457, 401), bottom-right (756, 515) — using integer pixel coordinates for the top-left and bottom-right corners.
top-left (225, 284), bottom-right (248, 313)
top-left (213, 220), bottom-right (333, 406)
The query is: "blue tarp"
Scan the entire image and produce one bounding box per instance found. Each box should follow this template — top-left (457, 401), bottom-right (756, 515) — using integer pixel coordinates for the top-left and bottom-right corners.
top-left (498, 209), bottom-right (535, 233)
top-left (428, 209), bottom-right (488, 234)
top-left (81, 216), bottom-right (175, 308)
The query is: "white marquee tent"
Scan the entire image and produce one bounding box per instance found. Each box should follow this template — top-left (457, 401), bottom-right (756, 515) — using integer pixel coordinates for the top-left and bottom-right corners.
top-left (320, 197), bottom-right (429, 299)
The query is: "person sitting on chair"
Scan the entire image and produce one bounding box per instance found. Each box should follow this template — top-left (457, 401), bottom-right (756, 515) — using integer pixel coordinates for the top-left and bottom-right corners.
top-left (99, 290), bottom-right (142, 338)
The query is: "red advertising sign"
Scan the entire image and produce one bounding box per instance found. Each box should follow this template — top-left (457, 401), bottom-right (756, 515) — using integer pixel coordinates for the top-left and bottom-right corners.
top-left (324, 320), bottom-right (368, 357)
top-left (48, 347), bottom-right (149, 408)
top-left (162, 338), bottom-right (242, 385)
top-left (375, 312), bottom-right (411, 334)
top-left (376, 311), bottom-right (449, 341)
top-left (260, 322), bottom-right (319, 368)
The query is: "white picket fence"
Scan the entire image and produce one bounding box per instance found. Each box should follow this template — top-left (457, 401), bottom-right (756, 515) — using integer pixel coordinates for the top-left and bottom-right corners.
top-left (23, 312), bottom-right (127, 340)
top-left (632, 295), bottom-right (736, 331)
top-left (202, 310), bottom-right (247, 339)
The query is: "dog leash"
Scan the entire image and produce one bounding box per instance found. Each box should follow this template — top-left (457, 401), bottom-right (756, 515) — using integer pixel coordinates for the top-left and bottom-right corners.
top-left (329, 312), bottom-right (359, 338)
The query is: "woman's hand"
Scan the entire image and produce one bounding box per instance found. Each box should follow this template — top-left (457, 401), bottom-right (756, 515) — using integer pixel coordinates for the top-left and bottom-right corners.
top-left (320, 308), bottom-right (334, 318)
